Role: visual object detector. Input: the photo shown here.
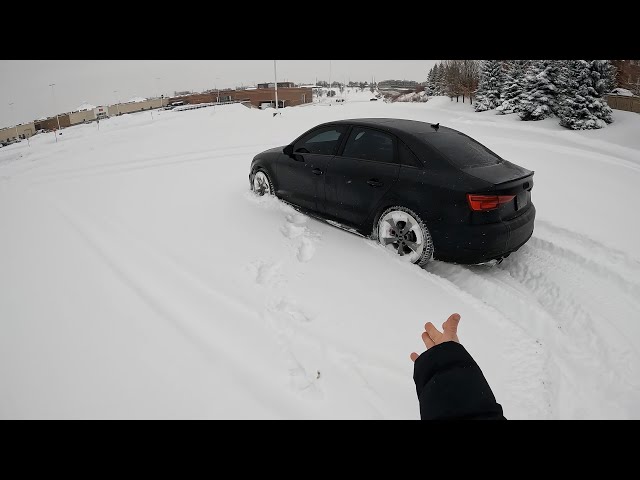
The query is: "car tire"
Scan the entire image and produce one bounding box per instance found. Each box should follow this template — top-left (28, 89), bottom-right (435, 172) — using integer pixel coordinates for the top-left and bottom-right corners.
top-left (372, 206), bottom-right (434, 267)
top-left (251, 169), bottom-right (275, 197)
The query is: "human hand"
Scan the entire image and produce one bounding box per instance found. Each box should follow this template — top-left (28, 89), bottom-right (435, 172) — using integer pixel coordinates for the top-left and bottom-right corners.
top-left (410, 313), bottom-right (461, 362)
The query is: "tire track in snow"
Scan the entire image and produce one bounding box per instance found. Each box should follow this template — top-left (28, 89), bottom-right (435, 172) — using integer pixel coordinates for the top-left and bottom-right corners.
top-left (25, 146), bottom-right (268, 187)
top-left (6, 142), bottom-right (274, 183)
top-left (535, 219), bottom-right (640, 289)
top-left (500, 240), bottom-right (640, 418)
top-left (423, 259), bottom-right (554, 419)
top-left (429, 227), bottom-right (640, 418)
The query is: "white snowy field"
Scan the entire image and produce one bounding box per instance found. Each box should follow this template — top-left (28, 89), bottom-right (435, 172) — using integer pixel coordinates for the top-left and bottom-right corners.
top-left (1, 92), bottom-right (639, 419)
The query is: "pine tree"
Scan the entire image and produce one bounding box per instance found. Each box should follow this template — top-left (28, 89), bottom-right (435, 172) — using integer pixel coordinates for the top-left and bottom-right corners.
top-left (425, 66), bottom-right (435, 96)
top-left (474, 60), bottom-right (503, 111)
top-left (430, 64), bottom-right (440, 95)
top-left (518, 60), bottom-right (562, 121)
top-left (435, 62), bottom-right (446, 95)
top-left (590, 60), bottom-right (616, 96)
top-left (557, 60), bottom-right (613, 130)
top-left (497, 60), bottom-right (528, 114)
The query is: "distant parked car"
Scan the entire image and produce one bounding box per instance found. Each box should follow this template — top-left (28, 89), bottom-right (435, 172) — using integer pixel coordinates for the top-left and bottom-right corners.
top-left (249, 118), bottom-right (535, 265)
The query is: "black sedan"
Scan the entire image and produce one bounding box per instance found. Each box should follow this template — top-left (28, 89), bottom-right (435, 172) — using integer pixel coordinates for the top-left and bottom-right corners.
top-left (249, 118), bottom-right (535, 265)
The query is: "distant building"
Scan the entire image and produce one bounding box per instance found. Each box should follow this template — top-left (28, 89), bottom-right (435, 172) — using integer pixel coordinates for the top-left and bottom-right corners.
top-left (34, 114), bottom-right (71, 131)
top-left (9, 83), bottom-right (309, 140)
top-left (257, 82), bottom-right (295, 89)
top-left (69, 109), bottom-right (96, 125)
top-left (166, 86), bottom-right (312, 109)
top-left (0, 122), bottom-right (35, 143)
top-left (94, 107), bottom-right (108, 120)
top-left (107, 98), bottom-right (164, 116)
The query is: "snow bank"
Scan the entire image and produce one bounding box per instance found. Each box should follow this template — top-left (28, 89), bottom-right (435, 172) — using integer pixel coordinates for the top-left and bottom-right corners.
top-left (610, 87), bottom-right (634, 97)
top-left (395, 90), bottom-right (429, 102)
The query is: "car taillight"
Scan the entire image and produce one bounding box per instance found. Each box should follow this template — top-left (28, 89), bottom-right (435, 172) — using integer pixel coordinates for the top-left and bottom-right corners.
top-left (466, 194), bottom-right (515, 211)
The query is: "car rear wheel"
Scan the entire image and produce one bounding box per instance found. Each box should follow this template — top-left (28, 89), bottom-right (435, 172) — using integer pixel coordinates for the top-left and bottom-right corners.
top-left (251, 170), bottom-right (274, 196)
top-left (374, 206), bottom-right (433, 267)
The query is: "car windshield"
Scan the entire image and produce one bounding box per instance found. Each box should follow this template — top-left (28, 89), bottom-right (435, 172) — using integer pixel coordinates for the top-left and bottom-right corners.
top-left (427, 132), bottom-right (502, 168)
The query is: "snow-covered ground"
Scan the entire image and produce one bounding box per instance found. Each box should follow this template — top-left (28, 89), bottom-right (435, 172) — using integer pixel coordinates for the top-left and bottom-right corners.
top-left (1, 92), bottom-right (639, 419)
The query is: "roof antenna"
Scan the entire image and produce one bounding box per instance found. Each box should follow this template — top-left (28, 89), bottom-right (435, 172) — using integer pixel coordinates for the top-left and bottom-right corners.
top-left (431, 122), bottom-right (439, 131)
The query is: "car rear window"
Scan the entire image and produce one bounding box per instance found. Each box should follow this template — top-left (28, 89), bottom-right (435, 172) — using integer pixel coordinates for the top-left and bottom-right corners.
top-left (427, 132), bottom-right (502, 168)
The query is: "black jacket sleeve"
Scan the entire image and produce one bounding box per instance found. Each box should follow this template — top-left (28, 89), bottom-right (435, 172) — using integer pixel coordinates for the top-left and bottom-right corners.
top-left (413, 341), bottom-right (506, 420)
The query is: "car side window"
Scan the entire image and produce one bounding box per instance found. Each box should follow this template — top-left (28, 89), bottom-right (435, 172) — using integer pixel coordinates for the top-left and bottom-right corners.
top-left (341, 127), bottom-right (396, 164)
top-left (399, 141), bottom-right (423, 168)
top-left (294, 126), bottom-right (347, 156)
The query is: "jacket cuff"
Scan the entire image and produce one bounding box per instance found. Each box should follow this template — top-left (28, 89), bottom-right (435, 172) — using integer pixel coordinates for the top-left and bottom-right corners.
top-left (413, 342), bottom-right (475, 396)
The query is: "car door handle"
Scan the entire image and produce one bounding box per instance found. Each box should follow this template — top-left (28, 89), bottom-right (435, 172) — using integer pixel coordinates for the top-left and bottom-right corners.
top-left (367, 179), bottom-right (383, 187)
top-left (312, 168), bottom-right (323, 175)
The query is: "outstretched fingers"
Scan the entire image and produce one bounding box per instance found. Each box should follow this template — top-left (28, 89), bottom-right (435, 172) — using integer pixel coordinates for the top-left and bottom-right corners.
top-left (412, 314), bottom-right (462, 362)
top-left (424, 322), bottom-right (441, 343)
top-left (421, 331), bottom-right (435, 349)
top-left (443, 313), bottom-right (461, 333)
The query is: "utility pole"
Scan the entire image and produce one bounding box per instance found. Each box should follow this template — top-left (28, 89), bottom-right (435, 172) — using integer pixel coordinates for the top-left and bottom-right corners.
top-left (113, 91), bottom-right (121, 115)
top-left (155, 77), bottom-right (162, 107)
top-left (328, 60), bottom-right (332, 103)
top-left (274, 60), bottom-right (279, 112)
top-left (8, 102), bottom-right (19, 141)
top-left (49, 83), bottom-right (61, 131)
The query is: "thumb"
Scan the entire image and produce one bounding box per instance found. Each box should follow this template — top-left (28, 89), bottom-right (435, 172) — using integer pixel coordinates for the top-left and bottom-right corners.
top-left (442, 313), bottom-right (461, 337)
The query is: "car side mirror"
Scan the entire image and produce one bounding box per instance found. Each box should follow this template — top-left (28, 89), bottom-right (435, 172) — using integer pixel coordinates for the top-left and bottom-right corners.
top-left (283, 144), bottom-right (294, 157)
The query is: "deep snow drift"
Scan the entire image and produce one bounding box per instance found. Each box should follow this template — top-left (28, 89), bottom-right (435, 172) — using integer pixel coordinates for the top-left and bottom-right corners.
top-left (1, 93), bottom-right (639, 419)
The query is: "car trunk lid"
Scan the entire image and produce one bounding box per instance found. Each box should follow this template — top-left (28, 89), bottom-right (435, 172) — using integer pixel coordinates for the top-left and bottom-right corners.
top-left (465, 162), bottom-right (534, 222)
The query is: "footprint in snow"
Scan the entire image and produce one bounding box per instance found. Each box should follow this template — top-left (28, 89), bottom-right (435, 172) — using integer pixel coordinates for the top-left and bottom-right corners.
top-left (273, 298), bottom-right (313, 323)
top-left (247, 260), bottom-right (283, 287)
top-left (263, 298), bottom-right (323, 399)
top-left (280, 212), bottom-right (321, 262)
top-left (297, 237), bottom-right (316, 262)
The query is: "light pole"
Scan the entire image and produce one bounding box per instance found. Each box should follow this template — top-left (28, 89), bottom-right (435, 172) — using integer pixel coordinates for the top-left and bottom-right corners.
top-left (49, 83), bottom-right (61, 131)
top-left (155, 77), bottom-right (162, 107)
top-left (113, 90), bottom-right (121, 115)
top-left (8, 102), bottom-right (19, 141)
top-left (274, 60), bottom-right (279, 112)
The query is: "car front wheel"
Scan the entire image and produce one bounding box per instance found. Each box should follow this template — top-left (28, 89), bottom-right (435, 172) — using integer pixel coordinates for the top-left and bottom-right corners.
top-left (373, 206), bottom-right (433, 267)
top-left (251, 170), bottom-right (274, 196)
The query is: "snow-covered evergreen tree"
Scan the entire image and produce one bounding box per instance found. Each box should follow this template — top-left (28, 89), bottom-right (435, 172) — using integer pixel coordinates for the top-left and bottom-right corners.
top-left (425, 66), bottom-right (435, 96)
top-left (590, 60), bottom-right (616, 96)
top-left (518, 60), bottom-right (562, 121)
top-left (557, 60), bottom-right (613, 130)
top-left (474, 60), bottom-right (503, 111)
top-left (496, 60), bottom-right (528, 114)
top-left (435, 62), bottom-right (446, 95)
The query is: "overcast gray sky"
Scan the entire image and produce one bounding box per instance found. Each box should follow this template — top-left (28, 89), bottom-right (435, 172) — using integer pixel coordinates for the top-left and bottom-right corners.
top-left (0, 60), bottom-right (438, 129)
